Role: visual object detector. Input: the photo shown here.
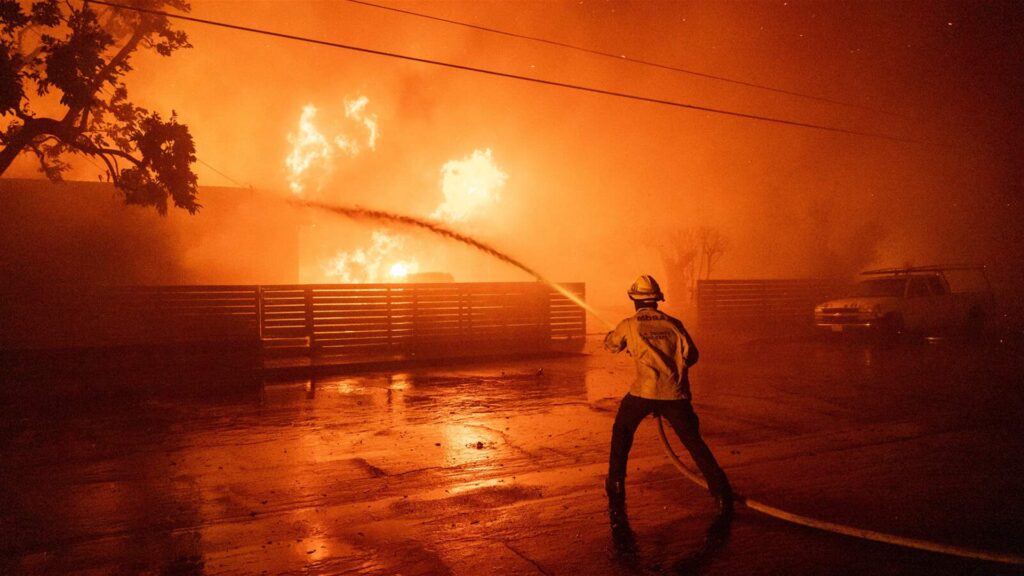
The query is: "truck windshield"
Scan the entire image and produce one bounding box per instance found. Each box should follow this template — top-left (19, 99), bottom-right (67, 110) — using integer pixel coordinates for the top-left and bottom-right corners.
top-left (853, 278), bottom-right (905, 297)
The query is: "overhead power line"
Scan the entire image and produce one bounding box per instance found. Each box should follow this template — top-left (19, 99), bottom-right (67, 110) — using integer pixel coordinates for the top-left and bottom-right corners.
top-left (197, 158), bottom-right (249, 188)
top-left (346, 0), bottom-right (905, 118)
top-left (87, 0), bottom-right (928, 145)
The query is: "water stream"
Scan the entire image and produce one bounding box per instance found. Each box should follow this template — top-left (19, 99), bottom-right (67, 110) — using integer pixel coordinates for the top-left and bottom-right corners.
top-left (290, 198), bottom-right (614, 330)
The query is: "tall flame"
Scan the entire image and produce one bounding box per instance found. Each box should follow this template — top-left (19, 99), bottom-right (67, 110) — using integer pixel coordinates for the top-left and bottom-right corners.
top-left (285, 105), bottom-right (331, 195)
top-left (285, 98), bottom-right (379, 195)
top-left (287, 102), bottom-right (512, 284)
top-left (432, 149), bottom-right (507, 223)
top-left (345, 96), bottom-right (378, 151)
top-left (317, 148), bottom-right (509, 283)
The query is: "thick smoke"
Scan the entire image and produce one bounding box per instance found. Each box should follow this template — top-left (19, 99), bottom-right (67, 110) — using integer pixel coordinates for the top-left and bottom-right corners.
top-left (3, 1), bottom-right (1020, 317)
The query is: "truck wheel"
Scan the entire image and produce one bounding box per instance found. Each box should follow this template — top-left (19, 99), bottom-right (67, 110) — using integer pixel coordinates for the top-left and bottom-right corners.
top-left (879, 314), bottom-right (903, 340)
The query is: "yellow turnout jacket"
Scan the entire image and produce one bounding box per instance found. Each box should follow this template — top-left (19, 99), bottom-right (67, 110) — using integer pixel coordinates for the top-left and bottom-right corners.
top-left (604, 307), bottom-right (699, 400)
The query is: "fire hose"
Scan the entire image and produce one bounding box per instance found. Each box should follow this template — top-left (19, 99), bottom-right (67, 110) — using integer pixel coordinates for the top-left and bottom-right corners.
top-left (287, 201), bottom-right (1022, 566)
top-left (595, 318), bottom-right (1022, 566)
top-left (654, 416), bottom-right (1024, 566)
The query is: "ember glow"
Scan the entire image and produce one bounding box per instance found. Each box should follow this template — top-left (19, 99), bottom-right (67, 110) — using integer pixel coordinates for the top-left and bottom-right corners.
top-left (388, 261), bottom-right (416, 279)
top-left (321, 230), bottom-right (419, 283)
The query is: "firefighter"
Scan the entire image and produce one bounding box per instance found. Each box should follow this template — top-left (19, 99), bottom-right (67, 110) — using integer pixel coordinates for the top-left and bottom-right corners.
top-left (604, 275), bottom-right (733, 531)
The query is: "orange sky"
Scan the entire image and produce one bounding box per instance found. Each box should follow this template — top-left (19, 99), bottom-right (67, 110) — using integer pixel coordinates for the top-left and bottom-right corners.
top-left (4, 0), bottom-right (1022, 312)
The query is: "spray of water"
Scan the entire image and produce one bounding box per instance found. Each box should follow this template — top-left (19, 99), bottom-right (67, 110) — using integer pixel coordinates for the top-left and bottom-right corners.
top-left (286, 206), bottom-right (1024, 569)
top-left (290, 198), bottom-right (615, 330)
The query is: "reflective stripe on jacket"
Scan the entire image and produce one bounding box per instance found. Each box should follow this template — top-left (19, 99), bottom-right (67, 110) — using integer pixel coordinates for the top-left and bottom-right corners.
top-left (604, 307), bottom-right (699, 400)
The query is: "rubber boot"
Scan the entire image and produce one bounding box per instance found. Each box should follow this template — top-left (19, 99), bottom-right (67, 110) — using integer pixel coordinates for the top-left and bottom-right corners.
top-left (706, 492), bottom-right (734, 545)
top-left (606, 477), bottom-right (628, 531)
top-left (715, 491), bottom-right (734, 520)
top-left (605, 477), bottom-right (635, 558)
top-left (605, 477), bottom-right (626, 507)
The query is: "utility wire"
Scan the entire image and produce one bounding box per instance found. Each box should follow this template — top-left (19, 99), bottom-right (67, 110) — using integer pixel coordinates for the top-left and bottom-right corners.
top-left (87, 0), bottom-right (929, 146)
top-left (197, 158), bottom-right (249, 188)
top-left (75, 151), bottom-right (243, 190)
top-left (346, 0), bottom-right (905, 118)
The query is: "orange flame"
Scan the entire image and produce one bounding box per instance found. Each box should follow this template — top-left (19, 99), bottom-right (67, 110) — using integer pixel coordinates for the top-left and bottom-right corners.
top-left (322, 230), bottom-right (419, 283)
top-left (285, 105), bottom-right (331, 195)
top-left (432, 149), bottom-right (507, 223)
top-left (344, 96), bottom-right (378, 152)
top-left (316, 148), bottom-right (508, 283)
top-left (285, 98), bottom-right (379, 195)
top-left (287, 103), bottom-right (513, 284)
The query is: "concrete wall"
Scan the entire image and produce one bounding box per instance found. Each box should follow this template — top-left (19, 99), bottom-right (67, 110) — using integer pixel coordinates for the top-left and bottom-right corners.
top-left (0, 178), bottom-right (300, 289)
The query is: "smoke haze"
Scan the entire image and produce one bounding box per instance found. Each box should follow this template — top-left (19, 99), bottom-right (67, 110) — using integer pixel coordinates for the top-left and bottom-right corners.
top-left (3, 0), bottom-right (1021, 319)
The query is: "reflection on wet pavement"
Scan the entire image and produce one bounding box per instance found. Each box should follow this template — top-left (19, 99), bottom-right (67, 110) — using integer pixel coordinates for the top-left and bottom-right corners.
top-left (2, 335), bottom-right (1023, 574)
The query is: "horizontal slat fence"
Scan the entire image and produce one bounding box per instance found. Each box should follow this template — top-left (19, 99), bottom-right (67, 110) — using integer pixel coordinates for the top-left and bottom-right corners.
top-left (0, 285), bottom-right (260, 350)
top-left (261, 282), bottom-right (585, 359)
top-left (1, 282), bottom-right (586, 360)
top-left (697, 279), bottom-right (842, 331)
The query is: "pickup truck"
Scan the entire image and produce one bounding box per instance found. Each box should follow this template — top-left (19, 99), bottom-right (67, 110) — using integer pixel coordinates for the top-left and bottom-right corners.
top-left (813, 266), bottom-right (995, 336)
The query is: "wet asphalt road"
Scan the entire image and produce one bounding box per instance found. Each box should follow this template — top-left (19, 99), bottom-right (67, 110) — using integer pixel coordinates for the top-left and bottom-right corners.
top-left (2, 334), bottom-right (1023, 575)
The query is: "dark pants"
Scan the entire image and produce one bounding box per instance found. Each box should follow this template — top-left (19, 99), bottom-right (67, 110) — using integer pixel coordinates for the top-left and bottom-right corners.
top-left (609, 393), bottom-right (732, 503)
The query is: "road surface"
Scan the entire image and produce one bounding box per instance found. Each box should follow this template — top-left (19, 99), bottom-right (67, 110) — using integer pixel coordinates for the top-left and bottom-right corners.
top-left (2, 334), bottom-right (1022, 575)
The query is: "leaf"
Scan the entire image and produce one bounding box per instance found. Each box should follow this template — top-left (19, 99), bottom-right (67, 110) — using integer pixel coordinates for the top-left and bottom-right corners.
top-left (0, 1), bottom-right (30, 35)
top-left (0, 41), bottom-right (23, 114)
top-left (2, 0), bottom-right (199, 216)
top-left (29, 0), bottom-right (60, 27)
top-left (41, 8), bottom-right (113, 109)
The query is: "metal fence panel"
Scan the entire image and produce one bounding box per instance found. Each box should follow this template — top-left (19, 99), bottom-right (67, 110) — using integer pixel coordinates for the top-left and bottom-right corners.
top-left (1, 282), bottom-right (586, 359)
top-left (697, 279), bottom-right (842, 331)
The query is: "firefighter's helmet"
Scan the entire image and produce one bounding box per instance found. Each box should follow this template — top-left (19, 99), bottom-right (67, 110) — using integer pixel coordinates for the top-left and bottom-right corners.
top-left (627, 275), bottom-right (664, 302)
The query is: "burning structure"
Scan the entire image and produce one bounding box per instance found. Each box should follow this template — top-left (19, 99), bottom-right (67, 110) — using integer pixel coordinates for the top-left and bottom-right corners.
top-left (2, 1), bottom-right (1021, 317)
top-left (283, 96), bottom-right (509, 285)
top-left (1, 2), bottom-right (1023, 575)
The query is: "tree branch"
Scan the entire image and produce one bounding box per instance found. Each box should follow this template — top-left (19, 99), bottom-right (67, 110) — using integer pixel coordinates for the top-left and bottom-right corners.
top-left (90, 16), bottom-right (150, 96)
top-left (90, 146), bottom-right (119, 182)
top-left (50, 8), bottom-right (151, 128)
top-left (78, 106), bottom-right (91, 131)
top-left (70, 138), bottom-right (143, 168)
top-left (0, 115), bottom-right (136, 175)
top-left (34, 134), bottom-right (62, 147)
top-left (15, 116), bottom-right (73, 141)
top-left (17, 40), bottom-right (46, 71)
